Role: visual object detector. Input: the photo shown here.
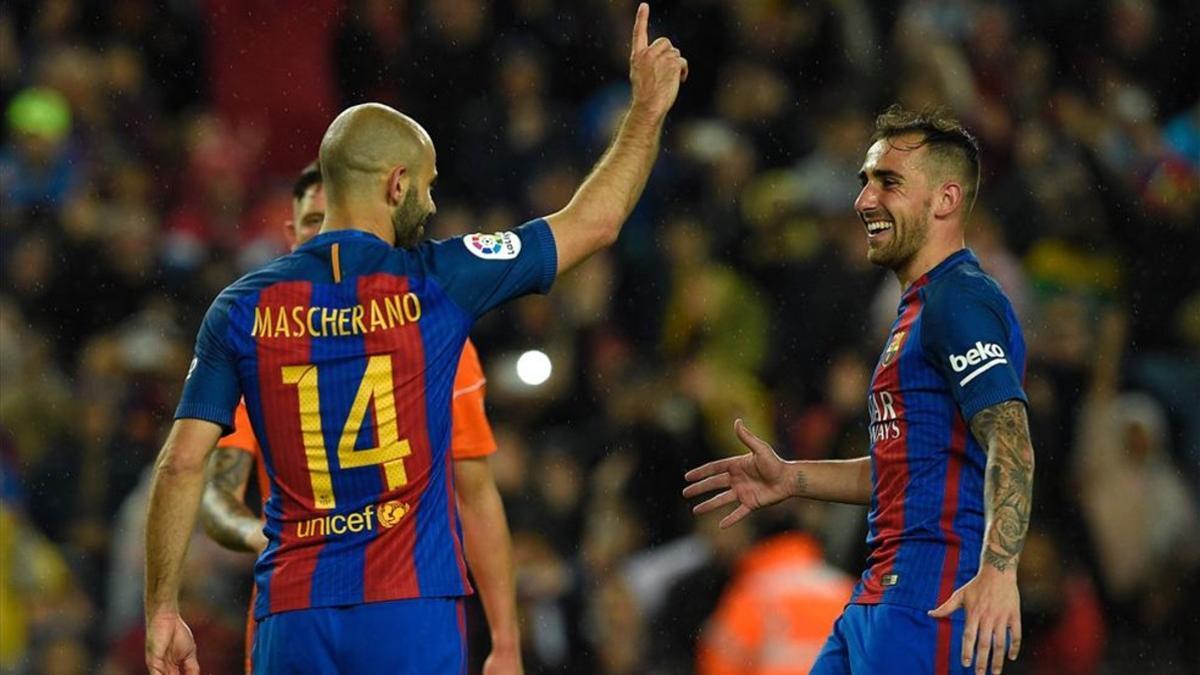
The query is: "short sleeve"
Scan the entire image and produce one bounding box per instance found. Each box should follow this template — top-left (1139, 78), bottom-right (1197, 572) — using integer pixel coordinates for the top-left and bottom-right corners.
top-left (417, 218), bottom-right (557, 318)
top-left (175, 298), bottom-right (241, 433)
top-left (216, 399), bottom-right (260, 456)
top-left (450, 340), bottom-right (497, 459)
top-left (921, 280), bottom-right (1027, 422)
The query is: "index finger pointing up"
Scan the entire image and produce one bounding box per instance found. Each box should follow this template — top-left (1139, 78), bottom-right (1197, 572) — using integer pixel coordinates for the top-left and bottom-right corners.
top-left (632, 3), bottom-right (649, 55)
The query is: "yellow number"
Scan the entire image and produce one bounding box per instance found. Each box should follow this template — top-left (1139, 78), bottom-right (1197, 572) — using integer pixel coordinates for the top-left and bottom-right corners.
top-left (282, 356), bottom-right (411, 510)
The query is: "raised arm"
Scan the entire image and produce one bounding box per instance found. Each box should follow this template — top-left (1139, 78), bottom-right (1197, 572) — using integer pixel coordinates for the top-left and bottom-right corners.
top-left (199, 447), bottom-right (266, 554)
top-left (145, 417), bottom-right (224, 675)
top-left (682, 420), bottom-right (872, 528)
top-left (545, 2), bottom-right (687, 275)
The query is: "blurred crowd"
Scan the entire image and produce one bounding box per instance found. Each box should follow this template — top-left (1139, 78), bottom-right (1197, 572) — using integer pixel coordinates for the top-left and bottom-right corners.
top-left (1, 0), bottom-right (1198, 673)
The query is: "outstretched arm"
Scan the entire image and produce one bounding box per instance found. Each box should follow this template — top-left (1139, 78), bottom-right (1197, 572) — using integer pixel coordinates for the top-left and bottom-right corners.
top-left (682, 420), bottom-right (872, 528)
top-left (199, 448), bottom-right (266, 554)
top-left (545, 3), bottom-right (688, 275)
top-left (930, 399), bottom-right (1034, 675)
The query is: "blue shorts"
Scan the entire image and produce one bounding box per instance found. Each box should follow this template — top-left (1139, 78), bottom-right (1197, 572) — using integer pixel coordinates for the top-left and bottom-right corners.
top-left (251, 597), bottom-right (466, 674)
top-left (811, 603), bottom-right (971, 675)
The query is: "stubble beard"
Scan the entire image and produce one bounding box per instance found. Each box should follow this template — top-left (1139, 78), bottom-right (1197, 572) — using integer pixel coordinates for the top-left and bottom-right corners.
top-left (867, 210), bottom-right (929, 273)
top-left (391, 190), bottom-right (428, 249)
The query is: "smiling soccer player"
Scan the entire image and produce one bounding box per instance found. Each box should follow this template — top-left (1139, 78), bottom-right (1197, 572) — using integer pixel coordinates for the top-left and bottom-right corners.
top-left (684, 105), bottom-right (1034, 675)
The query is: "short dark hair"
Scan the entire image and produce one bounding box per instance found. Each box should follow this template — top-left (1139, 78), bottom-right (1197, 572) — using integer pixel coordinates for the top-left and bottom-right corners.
top-left (292, 160), bottom-right (322, 200)
top-left (872, 105), bottom-right (981, 214)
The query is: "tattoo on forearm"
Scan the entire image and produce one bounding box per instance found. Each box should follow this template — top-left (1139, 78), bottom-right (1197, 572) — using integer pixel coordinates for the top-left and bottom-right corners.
top-left (200, 449), bottom-right (260, 552)
top-left (969, 400), bottom-right (1035, 573)
top-left (211, 449), bottom-right (251, 494)
top-left (795, 467), bottom-right (808, 499)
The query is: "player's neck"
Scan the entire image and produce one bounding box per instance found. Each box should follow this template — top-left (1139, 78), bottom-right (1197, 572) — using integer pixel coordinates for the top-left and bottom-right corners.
top-left (894, 238), bottom-right (965, 289)
top-left (321, 206), bottom-right (396, 247)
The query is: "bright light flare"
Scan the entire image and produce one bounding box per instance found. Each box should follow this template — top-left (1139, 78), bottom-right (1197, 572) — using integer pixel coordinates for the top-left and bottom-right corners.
top-left (516, 349), bottom-right (552, 386)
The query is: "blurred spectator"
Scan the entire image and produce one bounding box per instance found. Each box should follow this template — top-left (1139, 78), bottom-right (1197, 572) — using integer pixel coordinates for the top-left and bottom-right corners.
top-left (1017, 528), bottom-right (1107, 675)
top-left (0, 447), bottom-right (93, 673)
top-left (2, 1), bottom-right (1196, 671)
top-left (0, 87), bottom-right (81, 212)
top-left (102, 465), bottom-right (248, 674)
top-left (696, 518), bottom-right (854, 675)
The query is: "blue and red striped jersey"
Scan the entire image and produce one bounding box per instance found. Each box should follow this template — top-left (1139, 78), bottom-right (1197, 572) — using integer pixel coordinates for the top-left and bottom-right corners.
top-left (176, 221), bottom-right (556, 618)
top-left (851, 249), bottom-right (1027, 611)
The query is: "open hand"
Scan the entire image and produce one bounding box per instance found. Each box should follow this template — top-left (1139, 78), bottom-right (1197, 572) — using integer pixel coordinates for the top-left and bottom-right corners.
top-left (929, 566), bottom-right (1022, 675)
top-left (629, 3), bottom-right (688, 119)
top-left (682, 419), bottom-right (795, 528)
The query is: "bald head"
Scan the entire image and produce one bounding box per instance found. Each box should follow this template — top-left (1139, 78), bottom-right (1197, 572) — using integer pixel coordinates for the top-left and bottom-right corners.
top-left (318, 103), bottom-right (439, 247)
top-left (319, 103), bottom-right (432, 197)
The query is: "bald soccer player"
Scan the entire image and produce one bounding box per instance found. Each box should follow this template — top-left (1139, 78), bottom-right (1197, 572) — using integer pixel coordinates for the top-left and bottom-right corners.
top-left (197, 162), bottom-right (523, 674)
top-left (143, 4), bottom-right (686, 673)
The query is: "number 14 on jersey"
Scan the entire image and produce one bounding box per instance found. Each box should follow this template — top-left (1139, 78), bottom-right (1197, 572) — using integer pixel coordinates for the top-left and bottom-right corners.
top-left (281, 355), bottom-right (411, 510)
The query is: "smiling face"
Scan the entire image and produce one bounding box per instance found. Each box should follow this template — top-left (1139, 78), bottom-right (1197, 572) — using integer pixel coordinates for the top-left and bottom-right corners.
top-left (854, 132), bottom-right (936, 272)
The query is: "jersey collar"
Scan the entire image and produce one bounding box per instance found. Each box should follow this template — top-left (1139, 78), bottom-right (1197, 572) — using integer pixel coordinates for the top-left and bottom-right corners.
top-left (297, 228), bottom-right (390, 251)
top-left (904, 248), bottom-right (979, 297)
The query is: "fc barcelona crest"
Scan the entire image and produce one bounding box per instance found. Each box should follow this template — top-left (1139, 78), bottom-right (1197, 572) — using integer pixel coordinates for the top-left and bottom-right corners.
top-left (881, 331), bottom-right (905, 367)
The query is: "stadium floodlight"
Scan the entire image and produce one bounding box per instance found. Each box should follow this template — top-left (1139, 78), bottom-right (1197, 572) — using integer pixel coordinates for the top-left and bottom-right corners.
top-left (515, 349), bottom-right (552, 386)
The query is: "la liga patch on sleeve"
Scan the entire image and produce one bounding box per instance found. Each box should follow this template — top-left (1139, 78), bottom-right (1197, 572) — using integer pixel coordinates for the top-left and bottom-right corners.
top-left (464, 231), bottom-right (522, 260)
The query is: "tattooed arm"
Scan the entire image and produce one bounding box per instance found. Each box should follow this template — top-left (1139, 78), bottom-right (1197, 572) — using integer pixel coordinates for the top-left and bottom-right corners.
top-left (931, 399), bottom-right (1034, 674)
top-left (199, 448), bottom-right (266, 554)
top-left (971, 400), bottom-right (1035, 573)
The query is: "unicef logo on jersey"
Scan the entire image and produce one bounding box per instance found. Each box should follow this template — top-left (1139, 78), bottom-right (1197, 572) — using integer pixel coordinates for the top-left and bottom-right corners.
top-left (465, 231), bottom-right (522, 260)
top-left (295, 499), bottom-right (410, 539)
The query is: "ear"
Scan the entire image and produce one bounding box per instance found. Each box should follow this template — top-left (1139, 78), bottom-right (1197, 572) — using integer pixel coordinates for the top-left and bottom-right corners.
top-left (933, 180), bottom-right (964, 219)
top-left (283, 219), bottom-right (298, 248)
top-left (385, 166), bottom-right (409, 206)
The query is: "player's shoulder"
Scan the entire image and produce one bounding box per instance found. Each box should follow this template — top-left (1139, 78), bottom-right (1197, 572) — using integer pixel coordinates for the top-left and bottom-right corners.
top-left (922, 250), bottom-right (1010, 315)
top-left (211, 255), bottom-right (304, 307)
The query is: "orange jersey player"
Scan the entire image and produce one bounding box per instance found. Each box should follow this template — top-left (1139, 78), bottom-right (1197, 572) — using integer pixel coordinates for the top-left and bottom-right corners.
top-left (198, 163), bottom-right (520, 674)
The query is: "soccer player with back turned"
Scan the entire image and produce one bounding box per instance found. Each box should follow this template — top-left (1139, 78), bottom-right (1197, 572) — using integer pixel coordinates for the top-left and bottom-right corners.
top-left (198, 162), bottom-right (523, 674)
top-left (684, 107), bottom-right (1035, 675)
top-left (143, 4), bottom-right (687, 673)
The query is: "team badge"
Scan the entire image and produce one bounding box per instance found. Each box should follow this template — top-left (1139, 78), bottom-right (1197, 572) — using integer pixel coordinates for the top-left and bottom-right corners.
top-left (464, 231), bottom-right (522, 260)
top-left (377, 500), bottom-right (409, 528)
top-left (881, 331), bottom-right (905, 367)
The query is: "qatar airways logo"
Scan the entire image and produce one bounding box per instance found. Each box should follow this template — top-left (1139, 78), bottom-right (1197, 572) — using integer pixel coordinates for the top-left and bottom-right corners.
top-left (948, 342), bottom-right (1008, 386)
top-left (868, 390), bottom-right (901, 443)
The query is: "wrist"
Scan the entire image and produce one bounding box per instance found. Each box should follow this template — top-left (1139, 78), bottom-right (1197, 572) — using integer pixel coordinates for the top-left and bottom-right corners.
top-left (490, 629), bottom-right (520, 653)
top-left (145, 603), bottom-right (180, 621)
top-left (626, 101), bottom-right (667, 129)
top-left (979, 556), bottom-right (1020, 579)
top-left (787, 461), bottom-right (808, 499)
top-left (243, 520), bottom-right (267, 552)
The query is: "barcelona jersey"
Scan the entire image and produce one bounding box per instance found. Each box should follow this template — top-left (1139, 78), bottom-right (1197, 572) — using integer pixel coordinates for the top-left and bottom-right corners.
top-left (852, 249), bottom-right (1027, 611)
top-left (216, 338), bottom-right (500, 512)
top-left (217, 338), bottom-right (498, 674)
top-left (176, 221), bottom-right (555, 619)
